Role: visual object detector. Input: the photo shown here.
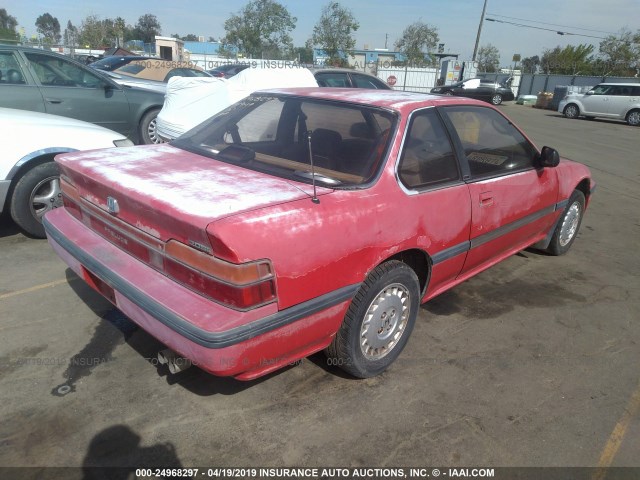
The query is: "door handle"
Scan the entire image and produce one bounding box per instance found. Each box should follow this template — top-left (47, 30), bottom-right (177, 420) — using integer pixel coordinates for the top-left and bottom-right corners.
top-left (45, 98), bottom-right (63, 104)
top-left (479, 192), bottom-right (494, 207)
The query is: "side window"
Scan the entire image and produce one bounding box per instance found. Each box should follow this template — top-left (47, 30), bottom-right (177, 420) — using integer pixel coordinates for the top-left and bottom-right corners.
top-left (632, 86), bottom-right (640, 96)
top-left (352, 73), bottom-right (386, 89)
top-left (315, 72), bottom-right (349, 88)
top-left (0, 51), bottom-right (27, 84)
top-left (398, 109), bottom-right (459, 189)
top-left (442, 106), bottom-right (537, 178)
top-left (612, 86), bottom-right (632, 96)
top-left (591, 85), bottom-right (612, 95)
top-left (25, 53), bottom-right (104, 88)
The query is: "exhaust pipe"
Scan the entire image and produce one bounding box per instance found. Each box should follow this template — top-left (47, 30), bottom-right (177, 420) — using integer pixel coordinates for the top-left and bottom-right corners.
top-left (158, 348), bottom-right (192, 374)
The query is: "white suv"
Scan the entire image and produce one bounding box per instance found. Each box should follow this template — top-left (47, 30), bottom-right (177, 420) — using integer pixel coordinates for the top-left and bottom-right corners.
top-left (559, 83), bottom-right (640, 126)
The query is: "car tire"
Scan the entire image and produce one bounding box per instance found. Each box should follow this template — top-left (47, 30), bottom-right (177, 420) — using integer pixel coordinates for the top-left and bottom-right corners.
top-left (444, 91), bottom-right (454, 96)
top-left (546, 190), bottom-right (585, 256)
top-left (9, 162), bottom-right (61, 238)
top-left (325, 260), bottom-right (420, 378)
top-left (490, 93), bottom-right (503, 105)
top-left (563, 104), bottom-right (580, 119)
top-left (139, 108), bottom-right (164, 145)
top-left (626, 109), bottom-right (640, 126)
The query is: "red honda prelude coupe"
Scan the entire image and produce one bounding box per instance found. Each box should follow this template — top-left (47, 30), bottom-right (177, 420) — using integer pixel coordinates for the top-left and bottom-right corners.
top-left (44, 88), bottom-right (594, 381)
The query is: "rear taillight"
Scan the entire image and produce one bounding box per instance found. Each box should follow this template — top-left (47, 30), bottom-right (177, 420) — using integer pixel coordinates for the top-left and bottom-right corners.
top-left (60, 180), bottom-right (277, 311)
top-left (164, 240), bottom-right (276, 310)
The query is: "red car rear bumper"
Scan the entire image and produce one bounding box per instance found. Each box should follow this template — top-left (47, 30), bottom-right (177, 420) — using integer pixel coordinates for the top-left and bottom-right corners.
top-left (44, 208), bottom-right (354, 380)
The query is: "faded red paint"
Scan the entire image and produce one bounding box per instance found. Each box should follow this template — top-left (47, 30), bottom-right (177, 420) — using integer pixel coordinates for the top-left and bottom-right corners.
top-left (45, 89), bottom-right (593, 380)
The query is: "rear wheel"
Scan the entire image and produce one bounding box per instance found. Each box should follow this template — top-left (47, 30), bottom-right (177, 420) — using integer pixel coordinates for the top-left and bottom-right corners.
top-left (325, 260), bottom-right (420, 378)
top-left (10, 162), bottom-right (61, 238)
top-left (563, 104), bottom-right (580, 119)
top-left (444, 91), bottom-right (454, 96)
top-left (626, 110), bottom-right (640, 126)
top-left (490, 93), bottom-right (503, 105)
top-left (546, 190), bottom-right (585, 256)
top-left (139, 108), bottom-right (164, 145)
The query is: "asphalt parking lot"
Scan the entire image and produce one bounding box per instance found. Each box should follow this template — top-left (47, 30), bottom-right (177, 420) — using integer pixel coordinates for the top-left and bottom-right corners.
top-left (0, 103), bottom-right (638, 474)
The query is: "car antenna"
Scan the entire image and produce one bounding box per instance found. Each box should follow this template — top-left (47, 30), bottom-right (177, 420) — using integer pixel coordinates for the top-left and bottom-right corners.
top-left (306, 130), bottom-right (320, 204)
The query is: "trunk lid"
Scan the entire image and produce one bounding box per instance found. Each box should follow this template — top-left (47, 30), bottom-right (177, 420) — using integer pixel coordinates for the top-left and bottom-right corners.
top-left (56, 144), bottom-right (330, 247)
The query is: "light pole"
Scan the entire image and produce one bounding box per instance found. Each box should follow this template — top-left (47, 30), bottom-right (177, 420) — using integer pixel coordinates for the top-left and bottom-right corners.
top-left (472, 0), bottom-right (488, 61)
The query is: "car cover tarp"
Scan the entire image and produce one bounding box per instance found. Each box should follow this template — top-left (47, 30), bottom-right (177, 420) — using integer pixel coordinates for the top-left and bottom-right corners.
top-left (157, 67), bottom-right (318, 140)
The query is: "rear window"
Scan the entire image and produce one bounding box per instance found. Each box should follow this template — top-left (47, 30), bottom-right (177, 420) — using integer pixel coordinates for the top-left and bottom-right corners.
top-left (173, 94), bottom-right (397, 187)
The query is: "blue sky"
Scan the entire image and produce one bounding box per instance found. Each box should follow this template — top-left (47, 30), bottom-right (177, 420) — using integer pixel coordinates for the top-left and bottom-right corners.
top-left (5, 0), bottom-right (637, 64)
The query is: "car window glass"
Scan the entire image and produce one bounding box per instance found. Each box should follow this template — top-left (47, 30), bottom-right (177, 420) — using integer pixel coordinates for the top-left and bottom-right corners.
top-left (611, 86), bottom-right (633, 96)
top-left (25, 52), bottom-right (104, 87)
top-left (442, 106), bottom-right (536, 178)
top-left (315, 72), bottom-right (349, 87)
top-left (232, 99), bottom-right (284, 142)
top-left (352, 73), bottom-right (385, 89)
top-left (177, 95), bottom-right (397, 186)
top-left (0, 51), bottom-right (27, 84)
top-left (632, 86), bottom-right (640, 96)
top-left (398, 109), bottom-right (459, 189)
top-left (591, 85), bottom-right (613, 95)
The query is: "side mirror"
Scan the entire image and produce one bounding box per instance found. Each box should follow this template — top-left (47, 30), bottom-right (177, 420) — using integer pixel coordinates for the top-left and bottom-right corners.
top-left (538, 146), bottom-right (560, 168)
top-left (586, 90), bottom-right (594, 95)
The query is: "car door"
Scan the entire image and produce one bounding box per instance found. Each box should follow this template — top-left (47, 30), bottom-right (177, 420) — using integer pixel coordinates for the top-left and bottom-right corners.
top-left (439, 105), bottom-right (559, 277)
top-left (0, 50), bottom-right (46, 112)
top-left (395, 108), bottom-right (472, 298)
top-left (21, 51), bottom-right (133, 136)
top-left (581, 84), bottom-right (614, 117)
top-left (606, 85), bottom-right (635, 119)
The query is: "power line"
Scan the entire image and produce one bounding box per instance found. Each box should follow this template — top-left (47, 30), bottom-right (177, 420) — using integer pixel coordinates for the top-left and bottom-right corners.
top-left (486, 13), bottom-right (616, 35)
top-left (484, 18), bottom-right (608, 39)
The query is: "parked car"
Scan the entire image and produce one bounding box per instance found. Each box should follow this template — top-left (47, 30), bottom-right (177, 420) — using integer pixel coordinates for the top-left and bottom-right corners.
top-left (208, 63), bottom-right (251, 78)
top-left (558, 83), bottom-right (640, 126)
top-left (44, 89), bottom-right (593, 381)
top-left (431, 78), bottom-right (515, 105)
top-left (99, 70), bottom-right (167, 94)
top-left (0, 108), bottom-right (133, 237)
top-left (313, 68), bottom-right (392, 89)
top-left (89, 55), bottom-right (156, 72)
top-left (156, 66), bottom-right (318, 141)
top-left (114, 60), bottom-right (211, 83)
top-left (0, 45), bottom-right (166, 144)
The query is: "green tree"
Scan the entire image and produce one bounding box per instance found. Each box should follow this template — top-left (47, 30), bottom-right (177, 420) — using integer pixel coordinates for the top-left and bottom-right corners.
top-left (78, 15), bottom-right (106, 48)
top-left (36, 12), bottom-right (61, 44)
top-left (521, 55), bottom-right (540, 74)
top-left (63, 20), bottom-right (78, 47)
top-left (223, 0), bottom-right (296, 59)
top-left (310, 2), bottom-right (359, 67)
top-left (0, 8), bottom-right (20, 43)
top-left (540, 44), bottom-right (595, 75)
top-left (598, 29), bottom-right (640, 76)
top-left (477, 44), bottom-right (500, 72)
top-left (394, 21), bottom-right (439, 66)
top-left (133, 14), bottom-right (161, 44)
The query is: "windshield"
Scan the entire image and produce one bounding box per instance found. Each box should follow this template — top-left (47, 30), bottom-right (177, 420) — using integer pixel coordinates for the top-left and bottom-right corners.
top-left (173, 94), bottom-right (397, 187)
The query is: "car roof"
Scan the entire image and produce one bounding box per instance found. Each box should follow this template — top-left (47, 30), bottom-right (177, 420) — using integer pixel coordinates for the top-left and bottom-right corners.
top-left (256, 87), bottom-right (488, 111)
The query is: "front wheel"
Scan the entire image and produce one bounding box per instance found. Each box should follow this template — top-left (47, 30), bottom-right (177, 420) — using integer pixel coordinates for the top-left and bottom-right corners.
top-left (10, 162), bottom-right (61, 238)
top-left (325, 260), bottom-right (420, 378)
top-left (490, 93), bottom-right (503, 105)
top-left (139, 109), bottom-right (164, 145)
top-left (546, 190), bottom-right (585, 256)
top-left (444, 91), bottom-right (454, 96)
top-left (563, 104), bottom-right (580, 119)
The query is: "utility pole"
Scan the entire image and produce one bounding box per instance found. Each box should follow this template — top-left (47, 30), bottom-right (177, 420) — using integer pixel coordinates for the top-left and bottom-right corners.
top-left (472, 0), bottom-right (488, 61)
top-left (385, 33), bottom-right (388, 49)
